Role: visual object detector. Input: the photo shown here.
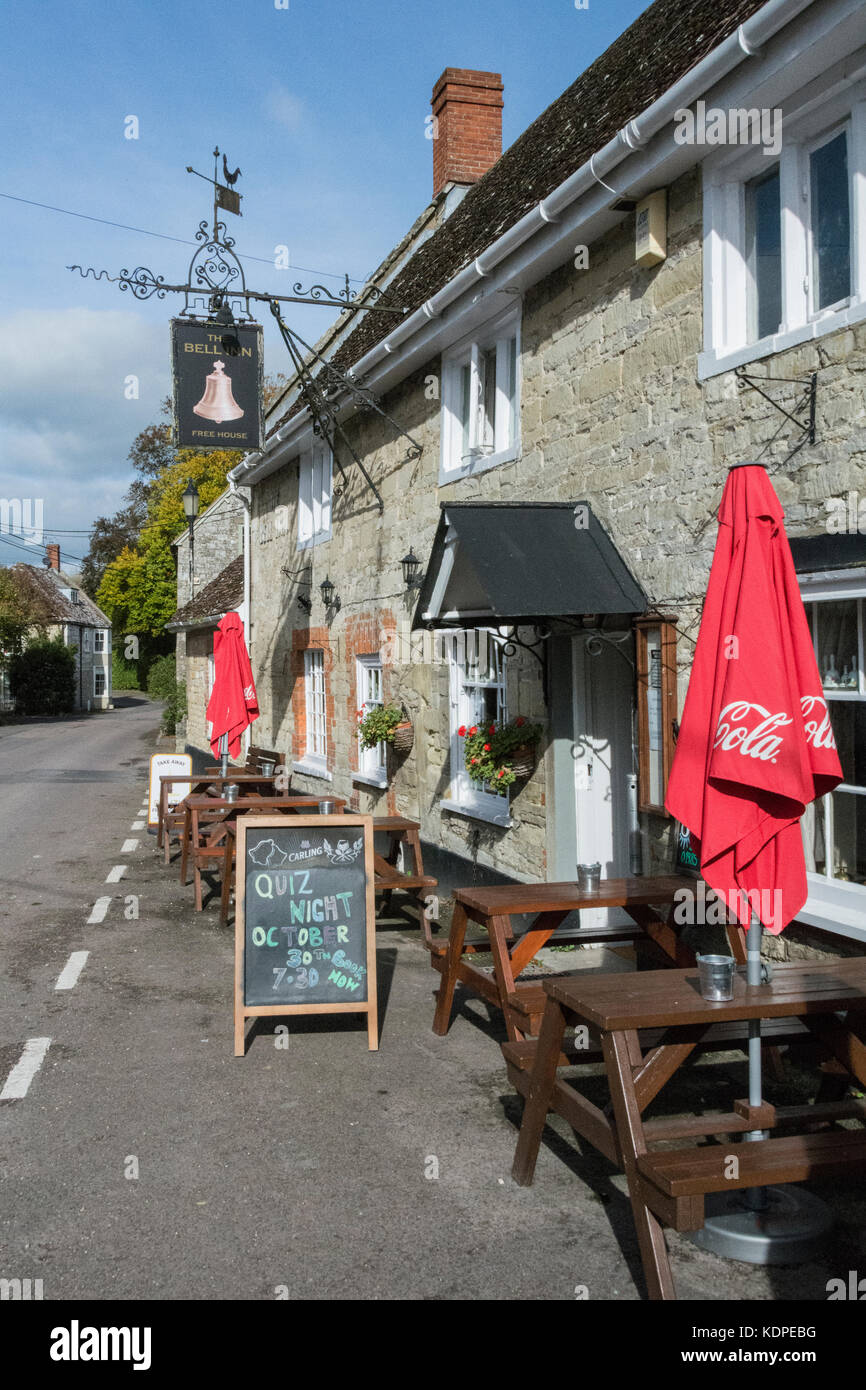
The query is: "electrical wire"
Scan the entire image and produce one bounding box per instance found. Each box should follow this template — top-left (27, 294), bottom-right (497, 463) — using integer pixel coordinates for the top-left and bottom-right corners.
top-left (1, 191), bottom-right (368, 284)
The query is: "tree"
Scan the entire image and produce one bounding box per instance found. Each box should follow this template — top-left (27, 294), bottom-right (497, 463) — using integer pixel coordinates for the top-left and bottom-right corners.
top-left (9, 637), bottom-right (76, 715)
top-left (96, 448), bottom-right (241, 636)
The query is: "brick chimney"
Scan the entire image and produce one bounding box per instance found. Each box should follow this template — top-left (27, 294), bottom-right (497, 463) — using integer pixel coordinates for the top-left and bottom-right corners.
top-left (46, 543), bottom-right (61, 571)
top-left (432, 68), bottom-right (503, 199)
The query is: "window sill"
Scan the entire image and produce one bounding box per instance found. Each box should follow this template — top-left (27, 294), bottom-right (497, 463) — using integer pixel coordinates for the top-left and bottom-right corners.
top-left (440, 797), bottom-right (512, 829)
top-left (297, 532), bottom-right (331, 551)
top-left (439, 444), bottom-right (519, 487)
top-left (292, 760), bottom-right (332, 782)
top-left (796, 874), bottom-right (866, 944)
top-left (352, 771), bottom-right (388, 790)
top-left (699, 297), bottom-right (866, 381)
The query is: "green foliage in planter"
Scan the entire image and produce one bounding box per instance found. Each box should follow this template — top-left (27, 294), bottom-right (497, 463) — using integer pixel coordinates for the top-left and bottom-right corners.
top-left (459, 716), bottom-right (543, 794)
top-left (356, 703), bottom-right (406, 750)
top-left (9, 637), bottom-right (76, 715)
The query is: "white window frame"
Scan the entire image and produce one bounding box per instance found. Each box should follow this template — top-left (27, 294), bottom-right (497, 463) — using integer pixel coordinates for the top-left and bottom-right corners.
top-left (83, 628), bottom-right (91, 652)
top-left (440, 629), bottom-right (511, 827)
top-left (93, 629), bottom-right (107, 653)
top-left (699, 84), bottom-right (866, 379)
top-left (440, 308), bottom-right (521, 483)
top-left (355, 654), bottom-right (388, 789)
top-left (297, 442), bottom-right (332, 548)
top-left (797, 568), bottom-right (866, 943)
top-left (293, 648), bottom-right (331, 780)
top-left (93, 669), bottom-right (106, 698)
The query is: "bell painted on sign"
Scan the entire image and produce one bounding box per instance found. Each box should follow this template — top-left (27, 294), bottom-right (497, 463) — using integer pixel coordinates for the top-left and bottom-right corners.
top-left (193, 359), bottom-right (244, 423)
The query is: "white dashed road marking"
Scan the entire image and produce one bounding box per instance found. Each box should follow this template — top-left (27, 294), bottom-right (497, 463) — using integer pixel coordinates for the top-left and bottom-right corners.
top-left (131, 821), bottom-right (145, 831)
top-left (1, 1038), bottom-right (51, 1100)
top-left (55, 951), bottom-right (89, 991)
top-left (87, 896), bottom-right (112, 923)
top-left (121, 839), bottom-right (139, 853)
top-left (105, 865), bottom-right (127, 883)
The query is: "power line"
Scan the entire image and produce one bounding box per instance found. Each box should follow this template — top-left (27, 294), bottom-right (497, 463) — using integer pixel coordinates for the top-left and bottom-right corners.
top-left (0, 532), bottom-right (86, 565)
top-left (0, 191), bottom-right (368, 284)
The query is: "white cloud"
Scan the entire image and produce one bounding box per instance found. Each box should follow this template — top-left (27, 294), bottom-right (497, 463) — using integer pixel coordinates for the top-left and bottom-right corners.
top-left (265, 84), bottom-right (306, 133)
top-left (0, 306), bottom-right (169, 549)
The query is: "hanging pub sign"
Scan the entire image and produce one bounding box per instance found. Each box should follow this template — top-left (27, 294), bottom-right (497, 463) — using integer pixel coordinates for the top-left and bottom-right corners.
top-left (171, 317), bottom-right (264, 452)
top-left (234, 815), bottom-right (379, 1055)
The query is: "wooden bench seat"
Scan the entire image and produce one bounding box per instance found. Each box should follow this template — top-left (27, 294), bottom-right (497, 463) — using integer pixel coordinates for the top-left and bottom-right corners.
top-left (638, 1127), bottom-right (866, 1199)
top-left (502, 1014), bottom-right (813, 1073)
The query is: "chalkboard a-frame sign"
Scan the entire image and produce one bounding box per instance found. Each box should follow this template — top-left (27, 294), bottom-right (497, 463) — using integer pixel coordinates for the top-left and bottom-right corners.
top-left (234, 815), bottom-right (378, 1054)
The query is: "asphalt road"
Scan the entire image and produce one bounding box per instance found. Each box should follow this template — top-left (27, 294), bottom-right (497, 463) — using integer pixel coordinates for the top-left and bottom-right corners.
top-left (0, 697), bottom-right (864, 1302)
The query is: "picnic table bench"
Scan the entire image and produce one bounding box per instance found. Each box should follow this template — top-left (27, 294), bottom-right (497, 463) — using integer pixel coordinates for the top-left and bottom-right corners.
top-left (158, 771), bottom-right (281, 862)
top-left (430, 875), bottom-right (742, 1041)
top-left (509, 959), bottom-right (866, 1300)
top-left (219, 813), bottom-right (437, 927)
top-left (181, 793), bottom-right (346, 911)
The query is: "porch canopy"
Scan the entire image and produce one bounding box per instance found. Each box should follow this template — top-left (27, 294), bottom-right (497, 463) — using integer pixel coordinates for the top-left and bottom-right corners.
top-left (412, 501), bottom-right (647, 630)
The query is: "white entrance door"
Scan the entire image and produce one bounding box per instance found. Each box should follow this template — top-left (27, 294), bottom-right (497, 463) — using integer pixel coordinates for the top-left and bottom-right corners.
top-left (572, 633), bottom-right (635, 929)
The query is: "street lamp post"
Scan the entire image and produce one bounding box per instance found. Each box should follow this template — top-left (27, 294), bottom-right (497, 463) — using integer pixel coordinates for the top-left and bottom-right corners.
top-left (182, 479), bottom-right (200, 599)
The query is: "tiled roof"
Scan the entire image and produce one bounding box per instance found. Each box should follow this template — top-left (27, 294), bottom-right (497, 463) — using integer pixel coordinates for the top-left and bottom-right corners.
top-left (271, 0), bottom-right (767, 432)
top-left (10, 564), bottom-right (111, 629)
top-left (166, 554), bottom-right (244, 629)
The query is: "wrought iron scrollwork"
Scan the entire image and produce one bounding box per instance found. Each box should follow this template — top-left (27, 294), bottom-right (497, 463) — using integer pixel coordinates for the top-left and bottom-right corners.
top-left (119, 266), bottom-right (167, 300)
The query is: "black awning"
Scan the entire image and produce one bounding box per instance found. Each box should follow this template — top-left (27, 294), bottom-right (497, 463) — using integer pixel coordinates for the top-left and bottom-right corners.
top-left (412, 501), bottom-right (646, 630)
top-left (790, 532), bottom-right (866, 573)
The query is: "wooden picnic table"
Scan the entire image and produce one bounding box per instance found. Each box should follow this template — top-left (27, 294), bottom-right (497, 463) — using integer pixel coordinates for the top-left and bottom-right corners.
top-left (430, 875), bottom-right (737, 1042)
top-left (157, 771), bottom-right (278, 855)
top-left (509, 959), bottom-right (866, 1300)
top-left (181, 793), bottom-right (346, 911)
top-left (218, 813), bottom-right (437, 927)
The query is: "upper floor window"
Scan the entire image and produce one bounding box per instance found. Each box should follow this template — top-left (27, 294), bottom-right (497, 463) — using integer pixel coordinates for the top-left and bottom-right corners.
top-left (93, 629), bottom-right (107, 653)
top-left (298, 442), bottom-right (332, 548)
top-left (82, 628), bottom-right (91, 652)
top-left (700, 86), bottom-right (864, 378)
top-left (441, 309), bottom-right (520, 481)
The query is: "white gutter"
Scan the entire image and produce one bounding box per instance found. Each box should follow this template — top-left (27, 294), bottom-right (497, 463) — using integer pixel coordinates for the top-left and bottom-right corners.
top-left (229, 0), bottom-right (814, 488)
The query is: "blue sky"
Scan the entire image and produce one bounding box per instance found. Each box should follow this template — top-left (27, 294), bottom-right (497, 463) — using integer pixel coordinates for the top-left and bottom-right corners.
top-left (0, 0), bottom-right (648, 572)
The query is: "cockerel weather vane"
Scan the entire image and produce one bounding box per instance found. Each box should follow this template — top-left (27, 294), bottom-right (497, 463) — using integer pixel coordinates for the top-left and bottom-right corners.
top-left (67, 148), bottom-right (422, 511)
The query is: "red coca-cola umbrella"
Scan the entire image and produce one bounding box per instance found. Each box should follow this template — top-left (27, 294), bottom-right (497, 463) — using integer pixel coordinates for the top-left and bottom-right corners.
top-left (666, 461), bottom-right (842, 1262)
top-left (667, 462), bottom-right (842, 934)
top-left (206, 612), bottom-right (259, 767)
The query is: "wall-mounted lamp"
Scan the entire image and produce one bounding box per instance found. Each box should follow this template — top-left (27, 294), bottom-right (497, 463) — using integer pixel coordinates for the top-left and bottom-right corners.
top-left (320, 575), bottom-right (340, 612)
top-left (400, 547), bottom-right (423, 590)
top-left (211, 295), bottom-right (240, 356)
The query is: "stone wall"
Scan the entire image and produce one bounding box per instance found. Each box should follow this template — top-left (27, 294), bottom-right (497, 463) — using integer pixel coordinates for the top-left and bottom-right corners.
top-left (249, 165), bottom-right (866, 885)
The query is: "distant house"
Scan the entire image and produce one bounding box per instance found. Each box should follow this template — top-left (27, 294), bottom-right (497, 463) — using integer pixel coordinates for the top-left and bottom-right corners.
top-left (10, 544), bottom-right (112, 711)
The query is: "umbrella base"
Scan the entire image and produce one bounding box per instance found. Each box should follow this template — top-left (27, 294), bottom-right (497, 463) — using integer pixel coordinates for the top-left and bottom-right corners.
top-left (689, 1186), bottom-right (833, 1265)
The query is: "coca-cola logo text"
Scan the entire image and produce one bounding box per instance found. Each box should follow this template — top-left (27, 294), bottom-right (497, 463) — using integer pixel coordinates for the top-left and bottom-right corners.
top-left (714, 696), bottom-right (836, 763)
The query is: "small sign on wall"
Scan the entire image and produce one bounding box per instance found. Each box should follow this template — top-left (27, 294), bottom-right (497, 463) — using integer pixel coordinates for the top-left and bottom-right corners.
top-left (635, 189), bottom-right (667, 267)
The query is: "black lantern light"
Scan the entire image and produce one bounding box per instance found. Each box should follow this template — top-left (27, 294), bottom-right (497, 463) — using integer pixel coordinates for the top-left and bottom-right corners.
top-left (400, 547), bottom-right (423, 590)
top-left (320, 575), bottom-right (339, 611)
top-left (212, 295), bottom-right (240, 356)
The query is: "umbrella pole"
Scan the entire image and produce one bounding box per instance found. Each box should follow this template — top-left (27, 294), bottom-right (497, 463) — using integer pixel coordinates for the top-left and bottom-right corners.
top-left (690, 912), bottom-right (833, 1261)
top-left (220, 731), bottom-right (229, 779)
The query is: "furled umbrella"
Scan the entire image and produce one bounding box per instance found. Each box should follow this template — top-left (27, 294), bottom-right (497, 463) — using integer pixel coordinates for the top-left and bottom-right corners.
top-left (206, 612), bottom-right (259, 774)
top-left (666, 460), bottom-right (842, 1260)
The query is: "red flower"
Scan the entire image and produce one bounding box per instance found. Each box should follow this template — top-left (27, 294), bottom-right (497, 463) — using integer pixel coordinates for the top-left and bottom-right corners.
top-left (515, 716), bottom-right (526, 727)
top-left (468, 725), bottom-right (478, 735)
top-left (483, 743), bottom-right (491, 752)
top-left (497, 768), bottom-right (505, 778)
top-left (488, 724), bottom-right (495, 734)
top-left (458, 725), bottom-right (466, 737)
top-left (471, 757), bottom-right (478, 764)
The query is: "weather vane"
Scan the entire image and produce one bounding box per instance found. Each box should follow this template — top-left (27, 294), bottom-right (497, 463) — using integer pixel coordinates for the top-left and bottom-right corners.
top-left (67, 149), bottom-right (422, 512)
